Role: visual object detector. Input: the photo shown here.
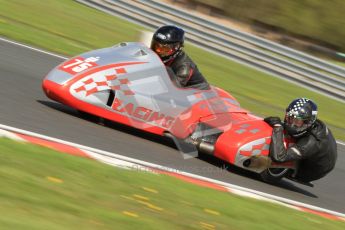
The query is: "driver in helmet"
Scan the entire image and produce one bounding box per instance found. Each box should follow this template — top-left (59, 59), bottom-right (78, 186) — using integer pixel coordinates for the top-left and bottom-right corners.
top-left (151, 25), bottom-right (210, 90)
top-left (264, 98), bottom-right (337, 183)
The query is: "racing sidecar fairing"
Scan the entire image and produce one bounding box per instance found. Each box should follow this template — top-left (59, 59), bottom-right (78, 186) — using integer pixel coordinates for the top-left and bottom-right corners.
top-left (42, 42), bottom-right (295, 182)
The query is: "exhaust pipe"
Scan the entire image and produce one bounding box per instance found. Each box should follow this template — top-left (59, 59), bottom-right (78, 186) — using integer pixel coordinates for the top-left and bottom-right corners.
top-left (163, 132), bottom-right (214, 155)
top-left (198, 141), bottom-right (214, 155)
top-left (243, 159), bottom-right (251, 167)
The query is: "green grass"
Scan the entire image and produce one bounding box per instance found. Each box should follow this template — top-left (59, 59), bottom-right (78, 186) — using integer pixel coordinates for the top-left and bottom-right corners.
top-left (0, 0), bottom-right (344, 141)
top-left (218, 0), bottom-right (345, 53)
top-left (1, 138), bottom-right (344, 229)
top-left (334, 60), bottom-right (345, 68)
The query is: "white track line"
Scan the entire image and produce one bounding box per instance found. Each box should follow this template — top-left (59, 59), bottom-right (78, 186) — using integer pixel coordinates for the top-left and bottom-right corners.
top-left (0, 129), bottom-right (26, 142)
top-left (337, 140), bottom-right (345, 146)
top-left (1, 123), bottom-right (344, 218)
top-left (0, 37), bottom-right (67, 60)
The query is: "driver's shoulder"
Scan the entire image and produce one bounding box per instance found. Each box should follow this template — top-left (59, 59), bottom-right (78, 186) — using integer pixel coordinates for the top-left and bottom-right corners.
top-left (172, 51), bottom-right (194, 66)
top-left (311, 119), bottom-right (329, 138)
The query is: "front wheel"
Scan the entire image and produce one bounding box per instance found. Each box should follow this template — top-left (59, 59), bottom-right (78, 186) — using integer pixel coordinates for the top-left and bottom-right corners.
top-left (260, 168), bottom-right (290, 184)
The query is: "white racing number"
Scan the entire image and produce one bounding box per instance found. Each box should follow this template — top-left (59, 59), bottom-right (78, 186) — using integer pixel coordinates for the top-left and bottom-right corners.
top-left (60, 56), bottom-right (100, 74)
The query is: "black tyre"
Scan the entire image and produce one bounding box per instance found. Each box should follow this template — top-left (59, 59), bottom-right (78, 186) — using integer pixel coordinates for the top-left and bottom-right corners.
top-left (260, 168), bottom-right (290, 183)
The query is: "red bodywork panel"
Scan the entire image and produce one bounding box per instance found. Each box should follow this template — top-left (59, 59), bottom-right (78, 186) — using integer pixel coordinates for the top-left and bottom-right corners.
top-left (43, 79), bottom-right (165, 135)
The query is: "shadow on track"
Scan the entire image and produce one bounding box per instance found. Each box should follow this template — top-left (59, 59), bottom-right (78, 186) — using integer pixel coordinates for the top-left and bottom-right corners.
top-left (38, 100), bottom-right (317, 198)
top-left (198, 153), bottom-right (318, 198)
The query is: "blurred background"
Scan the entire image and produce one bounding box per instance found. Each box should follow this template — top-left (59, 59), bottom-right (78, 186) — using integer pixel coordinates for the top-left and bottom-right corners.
top-left (167, 0), bottom-right (345, 62)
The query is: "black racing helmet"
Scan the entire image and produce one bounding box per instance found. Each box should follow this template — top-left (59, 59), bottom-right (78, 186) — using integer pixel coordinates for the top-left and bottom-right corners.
top-left (284, 98), bottom-right (318, 138)
top-left (151, 25), bottom-right (184, 63)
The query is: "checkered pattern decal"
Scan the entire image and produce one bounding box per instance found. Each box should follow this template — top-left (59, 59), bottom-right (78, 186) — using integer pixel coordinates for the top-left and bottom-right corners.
top-left (287, 98), bottom-right (310, 117)
top-left (235, 124), bottom-right (260, 134)
top-left (73, 68), bottom-right (134, 96)
top-left (239, 137), bottom-right (271, 157)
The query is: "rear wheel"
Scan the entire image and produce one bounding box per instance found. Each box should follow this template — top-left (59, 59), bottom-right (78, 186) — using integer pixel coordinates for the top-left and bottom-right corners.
top-left (260, 168), bottom-right (290, 183)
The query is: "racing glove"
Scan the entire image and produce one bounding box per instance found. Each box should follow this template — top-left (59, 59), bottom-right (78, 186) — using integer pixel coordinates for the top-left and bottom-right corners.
top-left (264, 116), bottom-right (282, 127)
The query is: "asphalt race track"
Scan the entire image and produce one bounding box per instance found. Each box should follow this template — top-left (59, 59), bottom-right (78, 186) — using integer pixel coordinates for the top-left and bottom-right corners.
top-left (1, 39), bottom-right (345, 213)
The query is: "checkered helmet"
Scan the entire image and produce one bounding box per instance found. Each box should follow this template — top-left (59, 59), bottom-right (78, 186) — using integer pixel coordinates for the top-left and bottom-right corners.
top-left (284, 98), bottom-right (318, 138)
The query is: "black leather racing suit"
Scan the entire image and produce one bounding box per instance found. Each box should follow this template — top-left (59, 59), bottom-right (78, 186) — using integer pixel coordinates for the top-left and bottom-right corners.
top-left (269, 120), bottom-right (337, 182)
top-left (167, 51), bottom-right (210, 90)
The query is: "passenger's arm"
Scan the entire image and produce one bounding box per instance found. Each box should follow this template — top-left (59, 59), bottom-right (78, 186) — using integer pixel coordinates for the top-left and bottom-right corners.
top-left (269, 125), bottom-right (318, 162)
